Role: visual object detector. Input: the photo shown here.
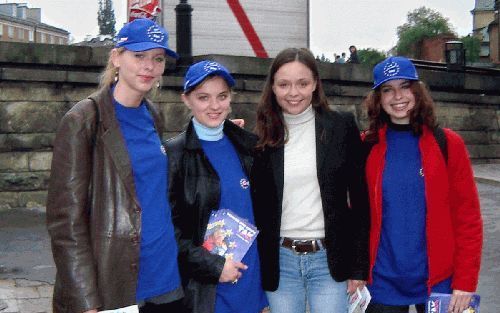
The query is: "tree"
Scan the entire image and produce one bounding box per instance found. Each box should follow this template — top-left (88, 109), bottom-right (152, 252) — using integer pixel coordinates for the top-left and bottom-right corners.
top-left (460, 35), bottom-right (481, 63)
top-left (396, 7), bottom-right (456, 57)
top-left (98, 0), bottom-right (116, 37)
top-left (358, 48), bottom-right (387, 68)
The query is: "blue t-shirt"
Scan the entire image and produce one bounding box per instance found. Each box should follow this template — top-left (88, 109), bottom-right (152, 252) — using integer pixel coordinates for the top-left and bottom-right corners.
top-left (200, 136), bottom-right (268, 313)
top-left (369, 125), bottom-right (451, 305)
top-left (114, 98), bottom-right (181, 301)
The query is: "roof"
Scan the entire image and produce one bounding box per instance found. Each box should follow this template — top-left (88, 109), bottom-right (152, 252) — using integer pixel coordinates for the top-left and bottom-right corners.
top-left (0, 12), bottom-right (70, 35)
top-left (473, 0), bottom-right (495, 11)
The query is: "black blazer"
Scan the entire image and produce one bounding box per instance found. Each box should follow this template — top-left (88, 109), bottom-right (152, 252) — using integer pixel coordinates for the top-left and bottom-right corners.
top-left (252, 107), bottom-right (370, 291)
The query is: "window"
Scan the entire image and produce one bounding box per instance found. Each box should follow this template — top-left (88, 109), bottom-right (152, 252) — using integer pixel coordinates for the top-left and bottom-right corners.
top-left (40, 33), bottom-right (45, 43)
top-left (50, 35), bottom-right (55, 44)
top-left (18, 28), bottom-right (24, 40)
top-left (29, 30), bottom-right (33, 42)
top-left (0, 24), bottom-right (3, 37)
top-left (8, 26), bottom-right (14, 38)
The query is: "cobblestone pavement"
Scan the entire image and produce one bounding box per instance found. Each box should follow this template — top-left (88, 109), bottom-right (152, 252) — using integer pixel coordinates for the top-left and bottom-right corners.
top-left (1, 164), bottom-right (499, 313)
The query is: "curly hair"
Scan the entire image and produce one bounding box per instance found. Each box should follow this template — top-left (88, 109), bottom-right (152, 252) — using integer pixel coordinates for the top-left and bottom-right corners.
top-left (254, 47), bottom-right (330, 149)
top-left (363, 80), bottom-right (437, 143)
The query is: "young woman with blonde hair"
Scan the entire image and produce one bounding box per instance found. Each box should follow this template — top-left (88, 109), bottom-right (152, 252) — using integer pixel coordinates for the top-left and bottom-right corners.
top-left (47, 18), bottom-right (185, 313)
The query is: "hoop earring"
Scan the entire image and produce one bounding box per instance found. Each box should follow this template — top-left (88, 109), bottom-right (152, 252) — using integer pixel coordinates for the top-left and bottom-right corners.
top-left (114, 71), bottom-right (119, 82)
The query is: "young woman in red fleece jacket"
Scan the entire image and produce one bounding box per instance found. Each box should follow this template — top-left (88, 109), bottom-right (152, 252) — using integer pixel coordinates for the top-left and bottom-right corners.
top-left (362, 56), bottom-right (483, 313)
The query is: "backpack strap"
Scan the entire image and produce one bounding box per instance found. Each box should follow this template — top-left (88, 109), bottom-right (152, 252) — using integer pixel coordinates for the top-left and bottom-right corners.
top-left (432, 127), bottom-right (448, 165)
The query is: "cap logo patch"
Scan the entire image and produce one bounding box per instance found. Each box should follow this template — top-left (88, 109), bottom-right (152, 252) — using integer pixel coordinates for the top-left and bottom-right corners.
top-left (147, 25), bottom-right (165, 43)
top-left (383, 61), bottom-right (400, 77)
top-left (204, 61), bottom-right (222, 72)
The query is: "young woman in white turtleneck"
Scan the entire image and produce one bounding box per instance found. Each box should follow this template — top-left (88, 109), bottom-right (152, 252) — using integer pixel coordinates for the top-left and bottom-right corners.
top-left (253, 48), bottom-right (370, 313)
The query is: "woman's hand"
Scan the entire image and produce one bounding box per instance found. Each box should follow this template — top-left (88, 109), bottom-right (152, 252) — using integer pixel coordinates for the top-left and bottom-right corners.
top-left (347, 279), bottom-right (366, 295)
top-left (230, 119), bottom-right (245, 128)
top-left (448, 289), bottom-right (473, 313)
top-left (219, 258), bottom-right (247, 283)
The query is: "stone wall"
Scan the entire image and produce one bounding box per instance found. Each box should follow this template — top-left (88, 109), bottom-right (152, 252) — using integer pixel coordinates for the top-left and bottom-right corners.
top-left (1, 42), bottom-right (499, 210)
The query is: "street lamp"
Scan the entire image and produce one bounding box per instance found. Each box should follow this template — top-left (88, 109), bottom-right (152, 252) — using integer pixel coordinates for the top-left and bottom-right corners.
top-left (445, 41), bottom-right (465, 71)
top-left (176, 0), bottom-right (193, 64)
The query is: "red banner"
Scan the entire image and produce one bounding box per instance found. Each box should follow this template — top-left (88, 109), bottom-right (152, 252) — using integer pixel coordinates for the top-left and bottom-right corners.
top-left (128, 0), bottom-right (161, 22)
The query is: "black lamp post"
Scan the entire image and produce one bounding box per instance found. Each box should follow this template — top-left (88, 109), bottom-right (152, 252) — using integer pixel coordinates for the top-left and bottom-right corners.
top-left (175, 0), bottom-right (193, 64)
top-left (445, 41), bottom-right (465, 71)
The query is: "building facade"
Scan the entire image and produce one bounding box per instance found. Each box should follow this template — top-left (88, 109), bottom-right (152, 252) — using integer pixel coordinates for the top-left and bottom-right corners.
top-left (0, 3), bottom-right (69, 45)
top-left (471, 0), bottom-right (498, 63)
top-left (160, 0), bottom-right (309, 58)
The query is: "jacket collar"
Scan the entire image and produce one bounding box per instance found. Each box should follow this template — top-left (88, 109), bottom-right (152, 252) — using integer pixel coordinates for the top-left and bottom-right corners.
top-left (184, 118), bottom-right (257, 156)
top-left (88, 85), bottom-right (165, 138)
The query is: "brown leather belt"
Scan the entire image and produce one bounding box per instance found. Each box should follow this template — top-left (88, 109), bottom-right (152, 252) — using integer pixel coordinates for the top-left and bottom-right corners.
top-left (281, 237), bottom-right (325, 254)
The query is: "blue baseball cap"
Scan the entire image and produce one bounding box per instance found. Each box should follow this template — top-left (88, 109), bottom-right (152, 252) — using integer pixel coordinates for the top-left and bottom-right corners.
top-left (183, 60), bottom-right (235, 92)
top-left (372, 56), bottom-right (419, 89)
top-left (116, 18), bottom-right (178, 59)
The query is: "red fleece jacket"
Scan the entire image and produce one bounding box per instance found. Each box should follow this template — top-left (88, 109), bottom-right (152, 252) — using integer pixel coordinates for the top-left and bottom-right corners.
top-left (365, 125), bottom-right (483, 292)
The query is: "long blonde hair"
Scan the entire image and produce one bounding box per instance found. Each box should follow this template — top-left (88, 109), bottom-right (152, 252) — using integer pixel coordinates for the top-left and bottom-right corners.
top-left (99, 48), bottom-right (125, 89)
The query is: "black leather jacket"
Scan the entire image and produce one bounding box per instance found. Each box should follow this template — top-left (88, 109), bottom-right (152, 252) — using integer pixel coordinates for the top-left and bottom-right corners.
top-left (164, 119), bottom-right (258, 313)
top-left (46, 86), bottom-right (166, 313)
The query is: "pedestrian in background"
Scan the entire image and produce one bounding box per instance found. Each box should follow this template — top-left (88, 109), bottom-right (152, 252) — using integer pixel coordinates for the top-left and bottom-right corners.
top-left (362, 56), bottom-right (483, 313)
top-left (46, 18), bottom-right (185, 313)
top-left (165, 60), bottom-right (269, 313)
top-left (252, 47), bottom-right (370, 313)
top-left (347, 45), bottom-right (360, 63)
top-left (338, 52), bottom-right (347, 63)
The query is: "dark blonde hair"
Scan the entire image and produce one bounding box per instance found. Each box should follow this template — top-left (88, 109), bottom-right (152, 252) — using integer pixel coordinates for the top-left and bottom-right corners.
top-left (99, 48), bottom-right (125, 88)
top-left (363, 80), bottom-right (437, 143)
top-left (255, 48), bottom-right (329, 149)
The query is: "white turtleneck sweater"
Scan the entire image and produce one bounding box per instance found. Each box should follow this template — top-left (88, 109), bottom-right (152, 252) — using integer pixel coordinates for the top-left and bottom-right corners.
top-left (280, 105), bottom-right (325, 239)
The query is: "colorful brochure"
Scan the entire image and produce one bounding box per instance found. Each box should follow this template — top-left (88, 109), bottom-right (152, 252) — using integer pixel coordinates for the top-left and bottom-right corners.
top-left (348, 286), bottom-right (371, 313)
top-left (426, 293), bottom-right (480, 313)
top-left (203, 209), bottom-right (259, 262)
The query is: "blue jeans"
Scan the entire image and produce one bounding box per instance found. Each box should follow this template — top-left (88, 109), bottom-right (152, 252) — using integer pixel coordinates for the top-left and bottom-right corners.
top-left (266, 246), bottom-right (348, 313)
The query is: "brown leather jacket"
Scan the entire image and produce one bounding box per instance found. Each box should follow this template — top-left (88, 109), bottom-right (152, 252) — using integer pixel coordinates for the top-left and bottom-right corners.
top-left (46, 86), bottom-right (166, 313)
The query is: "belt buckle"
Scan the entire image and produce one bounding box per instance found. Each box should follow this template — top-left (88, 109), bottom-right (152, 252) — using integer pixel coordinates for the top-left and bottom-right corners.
top-left (291, 239), bottom-right (315, 255)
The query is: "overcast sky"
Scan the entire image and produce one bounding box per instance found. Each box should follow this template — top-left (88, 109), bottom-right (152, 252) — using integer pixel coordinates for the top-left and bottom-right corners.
top-left (21, 0), bottom-right (474, 58)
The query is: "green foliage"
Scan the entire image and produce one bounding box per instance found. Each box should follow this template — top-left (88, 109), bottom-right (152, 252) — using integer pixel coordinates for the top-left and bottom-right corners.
top-left (358, 48), bottom-right (387, 68)
top-left (396, 6), bottom-right (456, 56)
top-left (98, 0), bottom-right (116, 37)
top-left (460, 35), bottom-right (481, 63)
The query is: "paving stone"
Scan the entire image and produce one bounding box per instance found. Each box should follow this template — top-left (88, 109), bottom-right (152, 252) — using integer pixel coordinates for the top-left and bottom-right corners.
top-left (0, 298), bottom-right (19, 313)
top-left (17, 297), bottom-right (51, 313)
top-left (0, 286), bottom-right (15, 300)
top-left (14, 279), bottom-right (44, 288)
top-left (0, 280), bottom-right (15, 288)
top-left (13, 286), bottom-right (38, 299)
top-left (36, 285), bottom-right (53, 298)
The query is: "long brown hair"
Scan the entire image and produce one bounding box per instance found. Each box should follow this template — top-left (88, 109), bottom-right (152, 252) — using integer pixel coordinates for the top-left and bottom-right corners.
top-left (255, 48), bottom-right (329, 149)
top-left (363, 80), bottom-right (437, 143)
